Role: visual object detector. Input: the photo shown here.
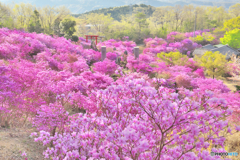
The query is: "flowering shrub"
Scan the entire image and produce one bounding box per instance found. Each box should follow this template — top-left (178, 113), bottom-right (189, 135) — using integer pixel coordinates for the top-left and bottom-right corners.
top-left (216, 92), bottom-right (240, 125)
top-left (143, 39), bottom-right (200, 56)
top-left (127, 54), bottom-right (156, 74)
top-left (190, 32), bottom-right (216, 46)
top-left (97, 39), bottom-right (136, 56)
top-left (144, 37), bottom-right (167, 48)
top-left (33, 103), bottom-right (69, 134)
top-left (106, 52), bottom-right (118, 61)
top-left (167, 32), bottom-right (186, 42)
top-left (191, 78), bottom-right (230, 94)
top-left (93, 59), bottom-right (118, 75)
top-left (80, 71), bottom-right (114, 90)
top-left (1, 28), bottom-right (240, 160)
top-left (32, 77), bottom-right (234, 159)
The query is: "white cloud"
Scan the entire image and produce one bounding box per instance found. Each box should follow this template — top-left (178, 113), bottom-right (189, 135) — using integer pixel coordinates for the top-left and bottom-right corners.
top-left (92, 5), bottom-right (102, 9)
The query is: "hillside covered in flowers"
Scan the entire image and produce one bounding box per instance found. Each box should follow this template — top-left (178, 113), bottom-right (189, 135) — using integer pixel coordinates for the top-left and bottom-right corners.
top-left (0, 27), bottom-right (240, 160)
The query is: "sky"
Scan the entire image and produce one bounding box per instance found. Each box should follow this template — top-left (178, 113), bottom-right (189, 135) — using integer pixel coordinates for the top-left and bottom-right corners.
top-left (2, 0), bottom-right (152, 14)
top-left (1, 0), bottom-right (239, 14)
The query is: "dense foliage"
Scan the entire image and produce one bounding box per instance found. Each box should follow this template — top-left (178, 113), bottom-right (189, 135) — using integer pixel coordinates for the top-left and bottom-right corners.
top-left (1, 1), bottom-right (240, 43)
top-left (220, 28), bottom-right (240, 49)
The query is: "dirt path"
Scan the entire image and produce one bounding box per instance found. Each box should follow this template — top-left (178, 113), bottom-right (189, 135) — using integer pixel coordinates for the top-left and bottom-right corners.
top-left (214, 76), bottom-right (240, 92)
top-left (0, 127), bottom-right (45, 160)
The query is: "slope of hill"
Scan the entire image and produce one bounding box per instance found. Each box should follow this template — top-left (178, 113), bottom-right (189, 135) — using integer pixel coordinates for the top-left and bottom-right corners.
top-left (73, 4), bottom-right (156, 21)
top-left (72, 1), bottom-right (238, 20)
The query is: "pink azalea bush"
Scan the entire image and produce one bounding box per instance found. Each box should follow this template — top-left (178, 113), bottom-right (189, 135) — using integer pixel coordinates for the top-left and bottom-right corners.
top-left (143, 39), bottom-right (200, 56)
top-left (191, 78), bottom-right (231, 94)
top-left (93, 59), bottom-right (118, 75)
top-left (1, 28), bottom-right (240, 160)
top-left (33, 102), bottom-right (69, 134)
top-left (97, 39), bottom-right (136, 56)
top-left (32, 76), bottom-right (234, 160)
top-left (144, 37), bottom-right (167, 48)
top-left (127, 54), bottom-right (156, 74)
top-left (167, 32), bottom-right (186, 42)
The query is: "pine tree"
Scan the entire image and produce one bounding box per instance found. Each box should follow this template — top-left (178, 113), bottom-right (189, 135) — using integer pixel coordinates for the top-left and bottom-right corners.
top-left (28, 10), bottom-right (43, 33)
top-left (59, 18), bottom-right (76, 40)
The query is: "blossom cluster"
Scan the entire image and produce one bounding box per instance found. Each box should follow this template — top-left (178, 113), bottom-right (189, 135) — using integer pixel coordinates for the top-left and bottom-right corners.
top-left (0, 28), bottom-right (240, 160)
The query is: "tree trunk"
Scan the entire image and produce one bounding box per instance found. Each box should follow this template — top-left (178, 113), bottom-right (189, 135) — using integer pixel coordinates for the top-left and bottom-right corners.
top-left (213, 68), bottom-right (215, 79)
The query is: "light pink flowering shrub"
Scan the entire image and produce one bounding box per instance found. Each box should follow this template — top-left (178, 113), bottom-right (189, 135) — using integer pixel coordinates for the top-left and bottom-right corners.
top-left (33, 103), bottom-right (69, 134)
top-left (32, 77), bottom-right (233, 160)
top-left (191, 78), bottom-right (231, 94)
top-left (216, 92), bottom-right (240, 125)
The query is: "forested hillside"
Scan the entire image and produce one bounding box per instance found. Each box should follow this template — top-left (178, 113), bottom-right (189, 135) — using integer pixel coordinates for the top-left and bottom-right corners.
top-left (1, 1), bottom-right (240, 43)
top-left (73, 4), bottom-right (155, 21)
top-left (72, 1), bottom-right (238, 20)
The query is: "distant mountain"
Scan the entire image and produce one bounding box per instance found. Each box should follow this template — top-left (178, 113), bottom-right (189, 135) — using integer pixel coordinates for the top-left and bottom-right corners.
top-left (3, 0), bottom-right (239, 14)
top-left (73, 4), bottom-right (156, 21)
top-left (72, 1), bottom-right (238, 21)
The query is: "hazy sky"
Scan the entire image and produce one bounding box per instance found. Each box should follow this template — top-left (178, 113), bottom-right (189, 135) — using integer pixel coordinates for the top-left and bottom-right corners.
top-left (2, 0), bottom-right (151, 14)
top-left (1, 0), bottom-right (238, 14)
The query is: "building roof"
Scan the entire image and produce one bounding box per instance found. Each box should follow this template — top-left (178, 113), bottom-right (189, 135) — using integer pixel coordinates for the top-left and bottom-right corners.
top-left (193, 44), bottom-right (240, 60)
top-left (192, 48), bottom-right (209, 56)
top-left (202, 44), bottom-right (216, 50)
top-left (214, 44), bottom-right (225, 48)
top-left (210, 45), bottom-right (240, 60)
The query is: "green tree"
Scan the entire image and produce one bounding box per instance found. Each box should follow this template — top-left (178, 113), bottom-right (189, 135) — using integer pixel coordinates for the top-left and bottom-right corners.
top-left (12, 3), bottom-right (35, 29)
top-left (223, 16), bottom-right (240, 31)
top-left (53, 17), bottom-right (62, 36)
top-left (135, 12), bottom-right (148, 32)
top-left (28, 10), bottom-right (44, 33)
top-left (135, 12), bottom-right (149, 42)
top-left (59, 18), bottom-right (76, 39)
top-left (229, 3), bottom-right (240, 17)
top-left (37, 5), bottom-right (71, 35)
top-left (220, 29), bottom-right (240, 49)
top-left (0, 2), bottom-right (13, 28)
top-left (84, 13), bottom-right (113, 35)
top-left (195, 51), bottom-right (229, 79)
top-left (157, 51), bottom-right (188, 66)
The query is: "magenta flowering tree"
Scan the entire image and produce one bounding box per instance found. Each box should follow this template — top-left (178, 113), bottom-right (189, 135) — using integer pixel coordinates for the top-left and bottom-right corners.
top-left (127, 54), bottom-right (156, 74)
top-left (80, 71), bottom-right (114, 90)
top-left (184, 30), bottom-right (206, 38)
top-left (33, 102), bottom-right (69, 134)
top-left (216, 92), bottom-right (240, 125)
top-left (191, 78), bottom-right (231, 94)
top-left (106, 52), bottom-right (118, 61)
top-left (32, 77), bottom-right (235, 159)
top-left (0, 65), bottom-right (23, 126)
top-left (144, 37), bottom-right (167, 48)
top-left (93, 59), bottom-right (118, 76)
top-left (97, 39), bottom-right (136, 55)
top-left (143, 39), bottom-right (200, 56)
top-left (167, 32), bottom-right (186, 42)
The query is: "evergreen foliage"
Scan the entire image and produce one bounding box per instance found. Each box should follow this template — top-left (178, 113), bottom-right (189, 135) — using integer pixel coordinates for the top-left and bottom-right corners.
top-left (59, 18), bottom-right (77, 40)
top-left (28, 10), bottom-right (44, 33)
